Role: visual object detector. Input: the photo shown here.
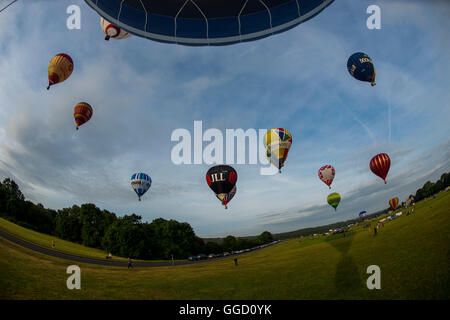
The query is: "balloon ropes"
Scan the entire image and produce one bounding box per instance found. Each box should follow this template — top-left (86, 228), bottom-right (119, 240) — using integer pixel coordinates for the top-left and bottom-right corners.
top-left (84, 0), bottom-right (334, 46)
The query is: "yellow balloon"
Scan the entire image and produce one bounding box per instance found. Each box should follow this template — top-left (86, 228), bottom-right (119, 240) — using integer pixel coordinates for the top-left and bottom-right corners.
top-left (47, 53), bottom-right (74, 90)
top-left (263, 128), bottom-right (292, 172)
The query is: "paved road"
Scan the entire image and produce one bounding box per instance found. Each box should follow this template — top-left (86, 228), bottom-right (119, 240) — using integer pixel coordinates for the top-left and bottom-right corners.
top-left (0, 228), bottom-right (271, 268)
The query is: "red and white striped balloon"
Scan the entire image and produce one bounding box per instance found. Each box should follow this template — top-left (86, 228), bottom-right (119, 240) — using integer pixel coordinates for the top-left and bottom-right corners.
top-left (318, 165), bottom-right (335, 189)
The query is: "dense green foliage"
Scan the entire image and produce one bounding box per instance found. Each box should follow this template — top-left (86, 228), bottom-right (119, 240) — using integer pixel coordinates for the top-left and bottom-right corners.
top-left (0, 178), bottom-right (274, 259)
top-left (413, 172), bottom-right (450, 202)
top-left (0, 172), bottom-right (448, 259)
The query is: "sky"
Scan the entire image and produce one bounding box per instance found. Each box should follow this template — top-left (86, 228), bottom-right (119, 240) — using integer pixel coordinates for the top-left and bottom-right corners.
top-left (0, 0), bottom-right (449, 237)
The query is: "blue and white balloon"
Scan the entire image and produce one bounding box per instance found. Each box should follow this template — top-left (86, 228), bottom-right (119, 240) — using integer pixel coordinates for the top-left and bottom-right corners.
top-left (131, 173), bottom-right (152, 201)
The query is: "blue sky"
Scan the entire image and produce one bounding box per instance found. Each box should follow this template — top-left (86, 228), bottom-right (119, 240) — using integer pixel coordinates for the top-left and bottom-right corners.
top-left (0, 0), bottom-right (449, 237)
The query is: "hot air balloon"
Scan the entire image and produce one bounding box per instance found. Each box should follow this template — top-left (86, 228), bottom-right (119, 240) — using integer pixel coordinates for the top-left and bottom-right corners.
top-left (206, 165), bottom-right (237, 207)
top-left (85, 0), bottom-right (334, 46)
top-left (263, 128), bottom-right (292, 173)
top-left (47, 53), bottom-right (74, 90)
top-left (318, 165), bottom-right (335, 189)
top-left (389, 197), bottom-right (399, 211)
top-left (359, 211), bottom-right (367, 220)
top-left (131, 173), bottom-right (152, 201)
top-left (100, 17), bottom-right (131, 41)
top-left (370, 153), bottom-right (391, 184)
top-left (347, 52), bottom-right (376, 86)
top-left (216, 186), bottom-right (236, 209)
top-left (73, 102), bottom-right (93, 130)
top-left (327, 193), bottom-right (341, 211)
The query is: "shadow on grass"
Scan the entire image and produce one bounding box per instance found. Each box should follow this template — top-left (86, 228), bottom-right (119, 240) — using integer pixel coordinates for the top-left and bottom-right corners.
top-left (324, 233), bottom-right (362, 297)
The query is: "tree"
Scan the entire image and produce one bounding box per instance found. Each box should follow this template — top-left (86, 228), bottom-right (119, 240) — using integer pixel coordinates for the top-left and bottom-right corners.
top-left (222, 235), bottom-right (237, 251)
top-left (257, 231), bottom-right (274, 245)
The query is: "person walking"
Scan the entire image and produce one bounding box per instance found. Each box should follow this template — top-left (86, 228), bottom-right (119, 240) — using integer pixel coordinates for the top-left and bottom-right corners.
top-left (234, 258), bottom-right (238, 266)
top-left (52, 240), bottom-right (55, 249)
top-left (373, 226), bottom-right (378, 236)
top-left (127, 257), bottom-right (133, 269)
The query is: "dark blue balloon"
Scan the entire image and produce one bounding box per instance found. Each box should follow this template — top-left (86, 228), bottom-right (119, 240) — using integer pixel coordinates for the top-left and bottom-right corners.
top-left (347, 52), bottom-right (376, 86)
top-left (84, 0), bottom-right (334, 46)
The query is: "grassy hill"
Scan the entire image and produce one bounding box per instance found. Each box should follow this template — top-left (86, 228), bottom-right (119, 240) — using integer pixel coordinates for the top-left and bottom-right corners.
top-left (0, 191), bottom-right (449, 299)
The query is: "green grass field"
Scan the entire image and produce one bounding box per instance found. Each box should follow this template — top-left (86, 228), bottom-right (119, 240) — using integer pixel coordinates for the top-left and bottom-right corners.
top-left (0, 218), bottom-right (177, 263)
top-left (0, 191), bottom-right (449, 299)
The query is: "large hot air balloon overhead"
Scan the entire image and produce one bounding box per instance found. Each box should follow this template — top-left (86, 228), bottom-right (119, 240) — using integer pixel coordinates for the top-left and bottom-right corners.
top-left (85, 0), bottom-right (335, 46)
top-left (216, 186), bottom-right (236, 209)
top-left (347, 52), bottom-right (376, 86)
top-left (263, 128), bottom-right (292, 173)
top-left (370, 153), bottom-right (391, 184)
top-left (327, 193), bottom-right (341, 211)
top-left (131, 173), bottom-right (152, 201)
top-left (206, 165), bottom-right (237, 207)
top-left (47, 53), bottom-right (74, 90)
top-left (318, 165), bottom-right (335, 189)
top-left (101, 17), bottom-right (131, 41)
top-left (389, 197), bottom-right (399, 211)
top-left (73, 102), bottom-right (93, 130)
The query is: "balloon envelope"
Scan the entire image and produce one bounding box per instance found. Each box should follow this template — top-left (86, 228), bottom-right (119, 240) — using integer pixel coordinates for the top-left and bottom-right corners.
top-left (264, 128), bottom-right (292, 172)
top-left (318, 165), bottom-right (335, 188)
top-left (206, 165), bottom-right (237, 202)
top-left (389, 197), bottom-right (399, 211)
top-left (347, 52), bottom-right (376, 86)
top-left (101, 17), bottom-right (131, 40)
top-left (370, 153), bottom-right (391, 183)
top-left (359, 211), bottom-right (367, 219)
top-left (47, 53), bottom-right (73, 90)
top-left (327, 193), bottom-right (341, 211)
top-left (131, 173), bottom-right (152, 201)
top-left (85, 0), bottom-right (334, 46)
top-left (74, 102), bottom-right (93, 130)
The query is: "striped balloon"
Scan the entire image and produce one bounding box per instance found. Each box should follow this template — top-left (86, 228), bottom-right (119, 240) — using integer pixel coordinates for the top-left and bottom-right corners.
top-left (47, 53), bottom-right (73, 90)
top-left (327, 193), bottom-right (341, 211)
top-left (318, 165), bottom-right (335, 188)
top-left (74, 102), bottom-right (93, 130)
top-left (389, 197), bottom-right (399, 211)
top-left (370, 153), bottom-right (391, 184)
top-left (263, 128), bottom-right (292, 173)
top-left (100, 17), bottom-right (131, 41)
top-left (131, 173), bottom-right (152, 201)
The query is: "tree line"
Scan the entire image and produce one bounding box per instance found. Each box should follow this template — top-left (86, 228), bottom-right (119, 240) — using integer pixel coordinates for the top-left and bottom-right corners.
top-left (0, 178), bottom-right (274, 260)
top-left (409, 172), bottom-right (450, 203)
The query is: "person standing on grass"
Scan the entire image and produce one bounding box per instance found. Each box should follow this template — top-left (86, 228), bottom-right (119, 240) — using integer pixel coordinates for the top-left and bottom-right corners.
top-left (52, 240), bottom-right (55, 248)
top-left (128, 257), bottom-right (133, 269)
top-left (374, 226), bottom-right (378, 236)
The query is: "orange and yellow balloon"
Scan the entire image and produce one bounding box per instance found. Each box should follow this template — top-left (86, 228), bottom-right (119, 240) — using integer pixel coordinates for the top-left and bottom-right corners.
top-left (74, 102), bottom-right (93, 130)
top-left (47, 53), bottom-right (74, 90)
top-left (389, 197), bottom-right (399, 211)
